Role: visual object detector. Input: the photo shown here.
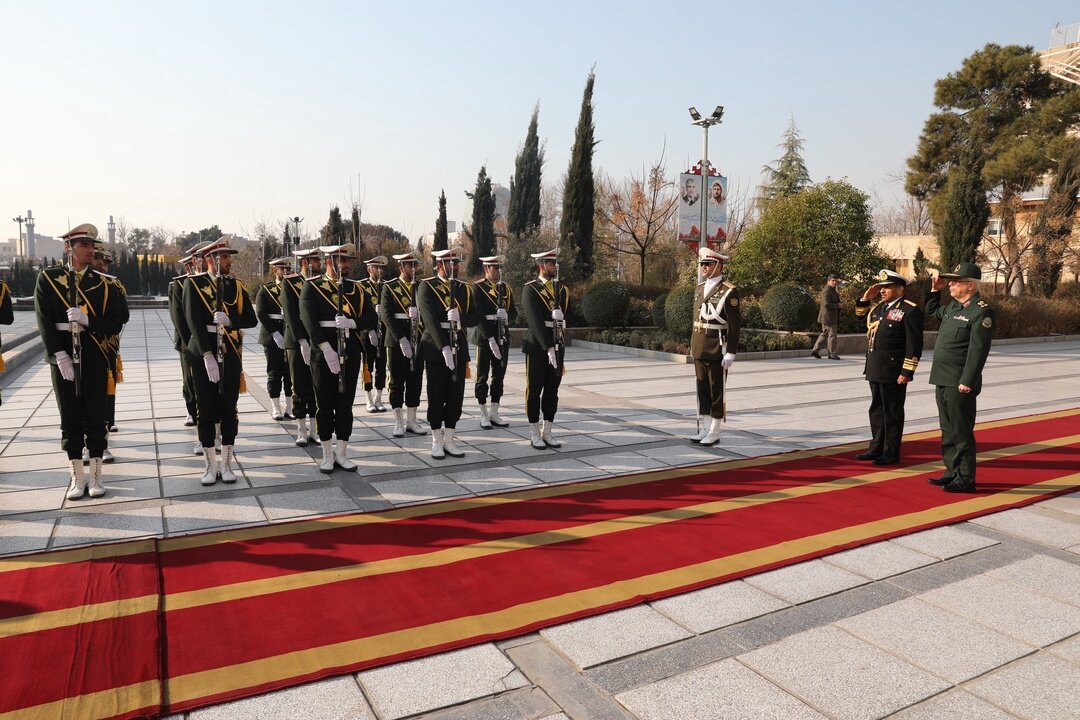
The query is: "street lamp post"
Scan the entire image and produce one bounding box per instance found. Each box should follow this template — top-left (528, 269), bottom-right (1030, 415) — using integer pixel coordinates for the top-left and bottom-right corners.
top-left (290, 217), bottom-right (303, 273)
top-left (688, 106), bottom-right (724, 249)
top-left (12, 215), bottom-right (25, 256)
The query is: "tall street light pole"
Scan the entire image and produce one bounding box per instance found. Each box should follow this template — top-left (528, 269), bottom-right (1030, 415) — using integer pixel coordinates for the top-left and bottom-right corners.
top-left (12, 215), bottom-right (25, 256)
top-left (688, 106), bottom-right (724, 249)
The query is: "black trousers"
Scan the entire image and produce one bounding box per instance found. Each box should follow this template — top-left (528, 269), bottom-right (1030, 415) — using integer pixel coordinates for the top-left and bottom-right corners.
top-left (287, 347), bottom-right (315, 419)
top-left (474, 340), bottom-right (508, 404)
top-left (311, 352), bottom-right (361, 442)
top-left (936, 385), bottom-right (979, 484)
top-left (190, 351), bottom-right (242, 448)
top-left (423, 341), bottom-right (466, 429)
top-left (263, 343), bottom-right (292, 398)
top-left (694, 358), bottom-right (726, 419)
top-left (179, 350), bottom-right (198, 421)
top-left (867, 381), bottom-right (908, 459)
top-left (361, 338), bottom-right (387, 391)
top-left (51, 355), bottom-right (108, 460)
top-left (387, 346), bottom-right (424, 409)
top-left (525, 352), bottom-right (562, 424)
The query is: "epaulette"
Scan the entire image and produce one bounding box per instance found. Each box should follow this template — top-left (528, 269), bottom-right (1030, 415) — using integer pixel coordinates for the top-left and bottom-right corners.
top-left (723, 280), bottom-right (736, 289)
top-left (525, 279), bottom-right (538, 286)
top-left (903, 299), bottom-right (917, 307)
top-left (97, 271), bottom-right (117, 280)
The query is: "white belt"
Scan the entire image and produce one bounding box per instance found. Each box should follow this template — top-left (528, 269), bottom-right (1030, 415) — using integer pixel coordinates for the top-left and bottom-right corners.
top-left (318, 320), bottom-right (339, 328)
top-left (483, 314), bottom-right (497, 320)
top-left (392, 313), bottom-right (409, 319)
top-left (544, 321), bottom-right (555, 327)
top-left (206, 325), bottom-right (243, 336)
top-left (55, 323), bottom-right (83, 333)
top-left (694, 321), bottom-right (727, 332)
top-left (439, 322), bottom-right (453, 329)
top-left (268, 313), bottom-right (283, 320)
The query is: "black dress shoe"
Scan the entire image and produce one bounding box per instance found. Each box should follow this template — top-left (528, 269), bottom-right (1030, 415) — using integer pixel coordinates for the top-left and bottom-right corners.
top-left (943, 478), bottom-right (976, 493)
top-left (828, 355), bottom-right (841, 360)
top-left (927, 476), bottom-right (952, 486)
top-left (811, 350), bottom-right (821, 359)
top-left (872, 456), bottom-right (899, 466)
top-left (854, 452), bottom-right (880, 461)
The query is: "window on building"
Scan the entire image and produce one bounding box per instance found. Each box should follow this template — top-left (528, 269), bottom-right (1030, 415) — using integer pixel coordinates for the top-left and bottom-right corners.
top-left (986, 219), bottom-right (1002, 236)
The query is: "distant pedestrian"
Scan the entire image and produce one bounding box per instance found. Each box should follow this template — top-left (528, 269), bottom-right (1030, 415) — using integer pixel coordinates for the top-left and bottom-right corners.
top-left (811, 274), bottom-right (842, 360)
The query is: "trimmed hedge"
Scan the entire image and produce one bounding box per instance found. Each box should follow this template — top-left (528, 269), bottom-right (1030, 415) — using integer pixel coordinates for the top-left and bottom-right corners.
top-left (651, 293), bottom-right (668, 329)
top-left (581, 280), bottom-right (631, 327)
top-left (665, 284), bottom-right (696, 339)
top-left (761, 282), bottom-right (817, 331)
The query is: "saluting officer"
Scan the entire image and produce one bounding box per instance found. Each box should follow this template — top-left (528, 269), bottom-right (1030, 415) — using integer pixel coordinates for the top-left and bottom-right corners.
top-left (90, 244), bottom-right (129, 463)
top-left (170, 249), bottom-right (201, 429)
top-left (417, 246), bottom-right (477, 459)
top-left (854, 269), bottom-right (924, 466)
top-left (925, 262), bottom-right (995, 493)
top-left (300, 243), bottom-right (377, 473)
top-left (379, 251), bottom-right (427, 438)
top-left (35, 223), bottom-right (126, 500)
top-left (0, 275), bottom-right (14, 409)
top-left (255, 257), bottom-right (294, 421)
top-left (521, 249), bottom-right (571, 449)
top-left (471, 255), bottom-right (514, 429)
top-left (281, 247), bottom-right (322, 446)
top-left (689, 246), bottom-right (740, 447)
top-left (358, 255), bottom-right (389, 413)
top-left (184, 239), bottom-right (257, 486)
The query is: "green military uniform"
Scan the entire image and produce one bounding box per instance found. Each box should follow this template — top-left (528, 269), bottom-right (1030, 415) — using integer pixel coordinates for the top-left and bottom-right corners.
top-left (380, 273), bottom-right (425, 413)
top-left (925, 262), bottom-right (995, 492)
top-left (0, 280), bottom-right (13, 406)
top-left (281, 263), bottom-right (318, 438)
top-left (255, 275), bottom-right (293, 413)
top-left (99, 271), bottom-right (130, 433)
top-left (169, 269), bottom-right (199, 424)
top-left (471, 275), bottom-right (515, 411)
top-left (358, 273), bottom-right (387, 405)
top-left (521, 271), bottom-right (570, 430)
top-left (417, 272), bottom-right (476, 433)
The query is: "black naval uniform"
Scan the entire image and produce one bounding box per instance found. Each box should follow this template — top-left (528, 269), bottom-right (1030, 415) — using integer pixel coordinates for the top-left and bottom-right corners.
top-left (100, 274), bottom-right (130, 430)
top-left (255, 279), bottom-right (293, 403)
top-left (169, 273), bottom-right (199, 423)
top-left (358, 277), bottom-right (387, 395)
top-left (282, 271), bottom-right (317, 422)
top-left (34, 265), bottom-right (126, 459)
top-left (521, 277), bottom-right (570, 424)
top-left (183, 272), bottom-right (257, 448)
top-left (417, 276), bottom-right (476, 430)
top-left (380, 277), bottom-right (425, 409)
top-left (300, 274), bottom-right (376, 442)
top-left (690, 279), bottom-right (741, 419)
top-left (0, 280), bottom-right (13, 405)
top-left (855, 296), bottom-right (924, 462)
top-left (471, 278), bottom-right (515, 406)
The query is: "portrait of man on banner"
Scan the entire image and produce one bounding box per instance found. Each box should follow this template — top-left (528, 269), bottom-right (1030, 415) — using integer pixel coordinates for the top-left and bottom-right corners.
top-left (678, 172), bottom-right (728, 244)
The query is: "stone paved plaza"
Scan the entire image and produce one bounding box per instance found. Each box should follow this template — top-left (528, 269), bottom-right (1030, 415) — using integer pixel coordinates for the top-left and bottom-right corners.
top-left (1, 309), bottom-right (1079, 719)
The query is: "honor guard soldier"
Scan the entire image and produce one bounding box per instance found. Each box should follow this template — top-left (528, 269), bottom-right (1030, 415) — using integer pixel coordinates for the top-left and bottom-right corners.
top-left (379, 251), bottom-right (427, 438)
top-left (854, 269), bottom-right (924, 465)
top-left (170, 249), bottom-right (201, 429)
top-left (255, 257), bottom-right (294, 421)
top-left (359, 255), bottom-right (389, 413)
top-left (184, 239), bottom-right (257, 485)
top-left (471, 255), bottom-right (514, 429)
top-left (300, 243), bottom-right (377, 473)
top-left (282, 248), bottom-right (322, 446)
top-left (522, 249), bottom-right (571, 449)
top-left (0, 276), bottom-right (13, 409)
top-left (90, 245), bottom-right (129, 463)
top-left (925, 262), bottom-right (995, 493)
top-left (35, 223), bottom-right (127, 499)
top-left (417, 246), bottom-right (477, 459)
top-left (689, 246), bottom-right (740, 447)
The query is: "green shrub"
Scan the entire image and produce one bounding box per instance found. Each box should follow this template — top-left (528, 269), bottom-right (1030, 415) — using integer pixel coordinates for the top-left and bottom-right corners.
top-left (581, 280), bottom-right (631, 327)
top-left (1052, 281), bottom-right (1080, 302)
top-left (738, 330), bottom-right (813, 352)
top-left (993, 296), bottom-right (1080, 338)
top-left (627, 297), bottom-right (653, 326)
top-left (740, 297), bottom-right (765, 329)
top-left (651, 293), bottom-right (668, 329)
top-left (761, 283), bottom-right (817, 331)
top-left (664, 284), bottom-right (696, 339)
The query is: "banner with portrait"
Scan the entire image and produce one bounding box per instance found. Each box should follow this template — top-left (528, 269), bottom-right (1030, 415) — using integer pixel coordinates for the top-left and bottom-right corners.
top-left (678, 172), bottom-right (728, 246)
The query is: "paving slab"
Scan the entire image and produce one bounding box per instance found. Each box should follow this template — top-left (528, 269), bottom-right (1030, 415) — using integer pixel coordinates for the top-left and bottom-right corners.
top-left (967, 653), bottom-right (1080, 720)
top-left (260, 487), bottom-right (361, 521)
top-left (0, 518), bottom-right (55, 555)
top-left (0, 486), bottom-right (69, 516)
top-left (742, 558), bottom-right (869, 604)
top-left (890, 524), bottom-right (1000, 559)
top-left (371, 474), bottom-right (470, 505)
top-left (1047, 634), bottom-right (1080, 664)
top-left (889, 690), bottom-right (1021, 720)
top-left (164, 496), bottom-right (267, 534)
top-left (969, 507), bottom-right (1080, 549)
top-left (447, 466), bottom-right (542, 494)
top-left (649, 579), bottom-right (789, 633)
top-left (540, 605), bottom-right (692, 669)
top-left (985, 553), bottom-right (1080, 607)
top-left (822, 539), bottom-right (938, 580)
top-left (187, 675), bottom-right (373, 719)
top-left (1034, 490), bottom-right (1080, 517)
top-left (516, 458), bottom-right (609, 485)
top-left (52, 506), bottom-right (164, 548)
top-left (579, 452), bottom-right (668, 475)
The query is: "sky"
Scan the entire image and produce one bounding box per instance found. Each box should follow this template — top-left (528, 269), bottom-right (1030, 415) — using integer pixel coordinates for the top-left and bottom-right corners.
top-left (2, 1), bottom-right (1077, 244)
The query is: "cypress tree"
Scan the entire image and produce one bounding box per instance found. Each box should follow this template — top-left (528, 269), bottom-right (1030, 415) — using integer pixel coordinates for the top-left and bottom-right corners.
top-left (321, 206), bottom-right (348, 246)
top-left (508, 104), bottom-right (544, 237)
top-left (938, 143), bottom-right (989, 271)
top-left (561, 71), bottom-right (597, 279)
top-left (349, 206), bottom-right (363, 253)
top-left (433, 190), bottom-right (449, 251)
top-left (466, 166), bottom-right (496, 276)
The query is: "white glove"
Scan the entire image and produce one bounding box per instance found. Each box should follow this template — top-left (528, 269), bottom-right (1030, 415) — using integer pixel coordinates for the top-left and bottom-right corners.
top-left (447, 307), bottom-right (460, 324)
top-left (488, 337), bottom-right (502, 361)
top-left (299, 339), bottom-right (311, 366)
top-left (66, 306), bottom-right (89, 327)
top-left (272, 331), bottom-right (285, 349)
top-left (322, 346), bottom-right (341, 374)
top-left (374, 303), bottom-right (382, 317)
top-left (551, 308), bottom-right (564, 322)
top-left (496, 308), bottom-right (508, 321)
top-left (408, 306), bottom-right (419, 320)
top-left (399, 337), bottom-right (413, 360)
top-left (441, 345), bottom-right (456, 371)
top-left (55, 351), bottom-right (76, 381)
top-left (213, 311), bottom-right (231, 327)
top-left (722, 353), bottom-right (736, 369)
top-left (368, 330), bottom-right (379, 346)
top-left (334, 314), bottom-right (356, 330)
top-left (203, 352), bottom-right (220, 383)
top-left (547, 347), bottom-right (558, 368)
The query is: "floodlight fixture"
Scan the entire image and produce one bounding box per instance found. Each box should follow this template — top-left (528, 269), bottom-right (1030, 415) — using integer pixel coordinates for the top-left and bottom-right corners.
top-left (688, 107), bottom-right (701, 121)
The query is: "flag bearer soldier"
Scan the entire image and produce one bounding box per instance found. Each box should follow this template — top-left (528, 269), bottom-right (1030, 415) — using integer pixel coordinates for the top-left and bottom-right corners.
top-left (90, 244), bottom-right (129, 463)
top-left (359, 255), bottom-right (389, 413)
top-left (35, 223), bottom-right (126, 500)
top-left (521, 249), bottom-right (571, 449)
top-left (170, 249), bottom-right (201, 429)
top-left (853, 269), bottom-right (924, 466)
top-left (417, 246), bottom-right (477, 459)
top-left (689, 246), bottom-right (740, 447)
top-left (184, 239), bottom-right (257, 486)
top-left (471, 255), bottom-right (514, 429)
top-left (282, 248), bottom-right (322, 446)
top-left (0, 274), bottom-right (14, 412)
top-left (300, 243), bottom-right (377, 473)
top-left (255, 257), bottom-right (294, 421)
top-left (379, 251), bottom-right (427, 438)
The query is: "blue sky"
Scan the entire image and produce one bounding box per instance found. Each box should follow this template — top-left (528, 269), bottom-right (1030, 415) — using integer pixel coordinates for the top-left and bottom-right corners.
top-left (2, 1), bottom-right (1075, 242)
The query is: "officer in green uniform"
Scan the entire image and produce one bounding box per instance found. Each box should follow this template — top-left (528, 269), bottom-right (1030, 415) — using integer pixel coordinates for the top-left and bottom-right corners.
top-left (184, 239), bottom-right (257, 486)
top-left (255, 257), bottom-right (294, 421)
top-left (417, 247), bottom-right (477, 459)
top-left (689, 246), bottom-right (740, 447)
top-left (90, 245), bottom-right (129, 463)
top-left (379, 251), bottom-right (427, 438)
top-left (925, 261), bottom-right (995, 493)
top-left (471, 255), bottom-right (515, 429)
top-left (0, 277), bottom-right (14, 410)
top-left (300, 243), bottom-right (377, 473)
top-left (35, 223), bottom-right (126, 500)
top-left (521, 249), bottom-right (571, 450)
top-left (281, 248), bottom-right (322, 446)
top-left (358, 255), bottom-right (389, 413)
top-left (170, 249), bottom-right (201, 429)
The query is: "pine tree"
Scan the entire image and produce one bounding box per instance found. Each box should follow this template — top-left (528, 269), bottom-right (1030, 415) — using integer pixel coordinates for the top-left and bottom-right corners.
top-left (561, 70), bottom-right (597, 279)
top-left (938, 143), bottom-right (989, 272)
top-left (758, 116), bottom-right (812, 212)
top-left (320, 206), bottom-right (348, 246)
top-left (466, 166), bottom-right (496, 276)
top-left (508, 104), bottom-right (544, 237)
top-left (433, 190), bottom-right (449, 252)
top-left (349, 206), bottom-right (363, 253)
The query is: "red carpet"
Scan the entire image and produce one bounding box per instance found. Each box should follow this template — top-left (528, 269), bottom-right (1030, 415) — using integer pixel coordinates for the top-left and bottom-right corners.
top-left (2, 408), bottom-right (1079, 719)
